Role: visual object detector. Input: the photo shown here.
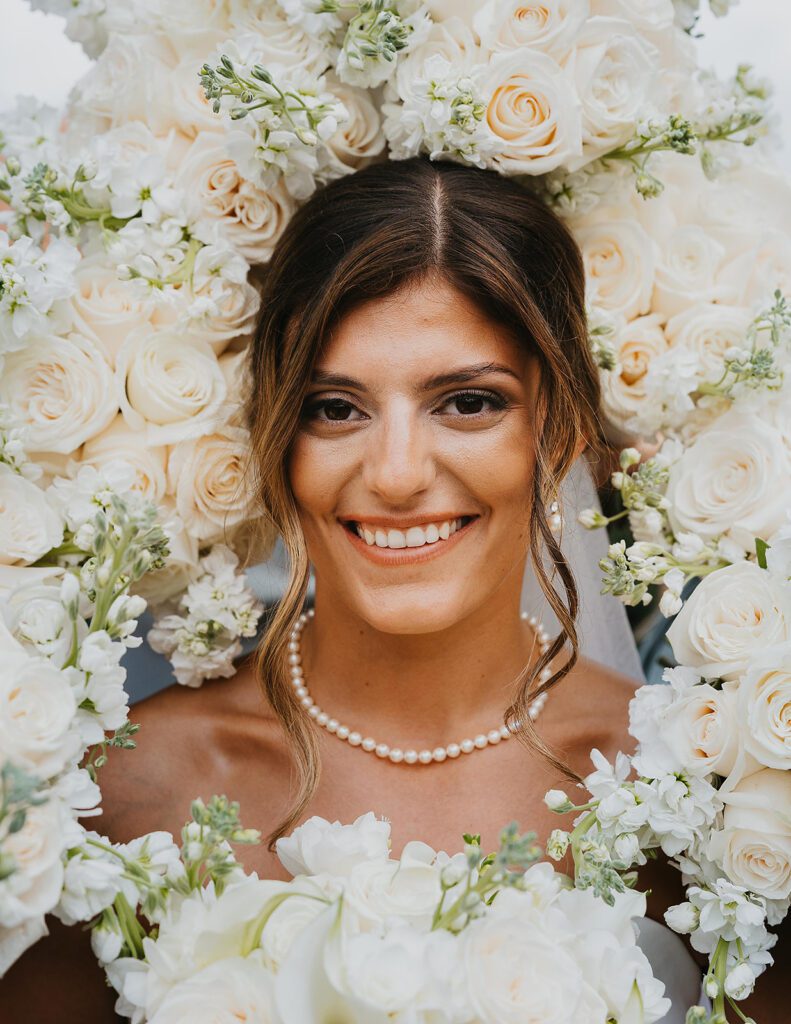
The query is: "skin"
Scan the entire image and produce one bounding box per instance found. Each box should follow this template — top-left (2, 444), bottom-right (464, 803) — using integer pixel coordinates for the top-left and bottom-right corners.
top-left (5, 275), bottom-right (784, 1021)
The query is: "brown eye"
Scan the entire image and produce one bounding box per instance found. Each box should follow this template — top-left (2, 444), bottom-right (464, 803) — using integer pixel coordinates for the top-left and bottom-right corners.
top-left (454, 394), bottom-right (486, 415)
top-left (323, 399), bottom-right (355, 421)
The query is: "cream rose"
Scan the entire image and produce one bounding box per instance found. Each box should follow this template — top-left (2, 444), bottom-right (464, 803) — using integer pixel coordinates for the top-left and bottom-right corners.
top-left (601, 314), bottom-right (668, 426)
top-left (738, 643), bottom-right (791, 770)
top-left (391, 15), bottom-right (481, 102)
top-left (159, 56), bottom-right (222, 138)
top-left (147, 957), bottom-right (276, 1024)
top-left (81, 415), bottom-right (168, 505)
top-left (574, 217), bottom-right (656, 320)
top-left (665, 303), bottom-right (752, 383)
top-left (718, 232), bottom-right (791, 308)
top-left (423, 0), bottom-right (480, 25)
top-left (473, 1), bottom-right (588, 60)
top-left (481, 50), bottom-right (583, 174)
top-left (0, 332), bottom-right (119, 455)
top-left (177, 132), bottom-right (296, 263)
top-left (661, 681), bottom-right (746, 779)
top-left (1, 800), bottom-right (67, 928)
top-left (565, 17), bottom-right (660, 168)
top-left (0, 650), bottom-right (79, 778)
top-left (324, 75), bottom-right (386, 173)
top-left (590, 0), bottom-right (674, 33)
top-left (666, 562), bottom-right (791, 681)
top-left (68, 255), bottom-right (156, 368)
top-left (708, 768), bottom-right (791, 900)
top-left (229, 0), bottom-right (329, 77)
top-left (344, 843), bottom-right (444, 930)
top-left (665, 409), bottom-right (791, 551)
top-left (652, 227), bottom-right (728, 319)
top-left (167, 426), bottom-right (257, 544)
top-left (0, 467), bottom-right (63, 566)
top-left (116, 328), bottom-right (227, 446)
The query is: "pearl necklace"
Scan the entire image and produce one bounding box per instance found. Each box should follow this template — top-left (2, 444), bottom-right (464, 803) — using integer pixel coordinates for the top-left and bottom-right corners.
top-left (287, 609), bottom-right (552, 766)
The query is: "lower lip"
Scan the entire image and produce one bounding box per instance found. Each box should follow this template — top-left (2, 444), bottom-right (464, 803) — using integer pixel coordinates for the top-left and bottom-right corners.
top-left (341, 518), bottom-right (479, 566)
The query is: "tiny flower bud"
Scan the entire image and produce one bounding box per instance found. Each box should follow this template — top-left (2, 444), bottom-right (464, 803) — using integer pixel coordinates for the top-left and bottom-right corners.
top-left (544, 790), bottom-right (573, 813)
top-left (547, 829), bottom-right (570, 861)
top-left (619, 448), bottom-right (641, 470)
top-left (724, 964), bottom-right (755, 1001)
top-left (664, 902), bottom-right (700, 935)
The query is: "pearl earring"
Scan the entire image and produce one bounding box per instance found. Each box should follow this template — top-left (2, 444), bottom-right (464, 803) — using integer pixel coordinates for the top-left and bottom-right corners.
top-left (548, 500), bottom-right (562, 533)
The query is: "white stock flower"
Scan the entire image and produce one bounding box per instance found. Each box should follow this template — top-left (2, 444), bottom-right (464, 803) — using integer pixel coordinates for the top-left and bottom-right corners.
top-left (574, 217), bottom-right (657, 320)
top-left (708, 768), bottom-right (791, 900)
top-left (275, 812), bottom-right (391, 877)
top-left (473, 0), bottom-right (589, 60)
top-left (667, 562), bottom-right (791, 681)
top-left (600, 313), bottom-right (668, 428)
top-left (81, 415), bottom-right (168, 506)
top-left (147, 955), bottom-right (276, 1024)
top-left (480, 49), bottom-right (583, 174)
top-left (76, 631), bottom-right (130, 732)
top-left (0, 799), bottom-right (69, 928)
top-left (0, 467), bottom-right (63, 566)
top-left (565, 16), bottom-right (660, 168)
top-left (55, 834), bottom-right (126, 926)
top-left (0, 649), bottom-right (79, 779)
top-left (737, 643), bottom-right (791, 770)
top-left (666, 410), bottom-right (791, 552)
top-left (116, 328), bottom-right (227, 445)
top-left (177, 132), bottom-right (297, 262)
top-left (0, 333), bottom-right (118, 455)
top-left (0, 235), bottom-right (80, 355)
top-left (636, 772), bottom-right (721, 858)
top-left (167, 427), bottom-right (258, 544)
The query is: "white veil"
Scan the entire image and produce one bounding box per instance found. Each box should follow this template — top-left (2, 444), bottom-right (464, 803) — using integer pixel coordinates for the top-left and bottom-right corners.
top-left (521, 456), bottom-right (645, 682)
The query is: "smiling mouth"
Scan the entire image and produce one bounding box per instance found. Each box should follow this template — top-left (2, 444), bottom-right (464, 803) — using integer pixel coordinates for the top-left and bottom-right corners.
top-left (341, 515), bottom-right (478, 550)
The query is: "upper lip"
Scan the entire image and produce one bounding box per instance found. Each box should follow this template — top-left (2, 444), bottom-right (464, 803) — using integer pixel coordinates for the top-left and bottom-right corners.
top-left (339, 513), bottom-right (479, 529)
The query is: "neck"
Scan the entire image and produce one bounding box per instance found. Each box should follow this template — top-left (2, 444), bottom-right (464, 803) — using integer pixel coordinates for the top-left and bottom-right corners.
top-left (299, 574), bottom-right (549, 746)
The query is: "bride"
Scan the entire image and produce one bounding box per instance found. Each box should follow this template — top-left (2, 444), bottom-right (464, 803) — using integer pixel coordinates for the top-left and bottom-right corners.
top-left (7, 156), bottom-right (781, 1021)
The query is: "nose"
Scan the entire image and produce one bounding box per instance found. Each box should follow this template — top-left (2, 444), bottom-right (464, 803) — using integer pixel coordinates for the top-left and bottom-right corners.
top-left (361, 398), bottom-right (436, 504)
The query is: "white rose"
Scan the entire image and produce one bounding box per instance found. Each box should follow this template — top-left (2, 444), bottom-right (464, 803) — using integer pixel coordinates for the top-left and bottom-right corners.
top-left (116, 328), bottom-right (227, 446)
top-left (564, 17), bottom-right (660, 169)
top-left (2, 581), bottom-right (77, 666)
top-left (738, 643), bottom-right (791, 770)
top-left (0, 650), bottom-right (80, 778)
top-left (574, 216), bottom-right (656, 319)
top-left (229, 0), bottom-right (329, 77)
top-left (473, 0), bottom-right (589, 60)
top-left (665, 410), bottom-right (791, 551)
top-left (0, 467), bottom-right (63, 566)
top-left (652, 227), bottom-right (728, 318)
top-left (81, 415), bottom-right (168, 505)
top-left (459, 888), bottom-right (606, 1023)
top-left (660, 681), bottom-right (748, 778)
top-left (148, 956), bottom-right (275, 1024)
top-left (480, 50), bottom-right (583, 174)
top-left (323, 75), bottom-right (386, 174)
top-left (167, 426), bottom-right (258, 544)
top-left (665, 303), bottom-right (752, 383)
top-left (666, 562), bottom-right (791, 681)
top-left (389, 15), bottom-right (482, 104)
top-left (0, 333), bottom-right (119, 455)
top-left (590, 0), bottom-right (674, 33)
top-left (708, 768), bottom-right (791, 900)
top-left (258, 882), bottom-right (329, 973)
top-left (344, 841), bottom-right (443, 930)
top-left (275, 812), bottom-right (391, 877)
top-left (718, 232), bottom-right (791, 308)
top-left (422, 0), bottom-right (480, 25)
top-left (0, 800), bottom-right (68, 928)
top-left (68, 255), bottom-right (156, 368)
top-left (600, 314), bottom-right (667, 425)
top-left (177, 132), bottom-right (297, 263)
top-left (159, 55), bottom-right (222, 138)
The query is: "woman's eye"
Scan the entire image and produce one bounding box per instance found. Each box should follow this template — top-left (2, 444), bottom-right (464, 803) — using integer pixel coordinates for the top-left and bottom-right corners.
top-left (438, 390), bottom-right (507, 417)
top-left (306, 397), bottom-right (364, 423)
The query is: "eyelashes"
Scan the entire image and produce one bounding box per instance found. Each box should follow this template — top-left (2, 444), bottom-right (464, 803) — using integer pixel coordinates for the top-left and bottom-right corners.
top-left (302, 388), bottom-right (510, 425)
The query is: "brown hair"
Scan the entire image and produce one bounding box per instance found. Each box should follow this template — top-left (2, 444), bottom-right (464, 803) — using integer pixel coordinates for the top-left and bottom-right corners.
top-left (245, 156), bottom-right (606, 847)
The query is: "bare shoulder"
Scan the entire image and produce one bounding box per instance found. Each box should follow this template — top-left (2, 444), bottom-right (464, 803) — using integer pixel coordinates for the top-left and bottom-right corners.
top-left (542, 654), bottom-right (640, 778)
top-left (95, 655), bottom-right (290, 847)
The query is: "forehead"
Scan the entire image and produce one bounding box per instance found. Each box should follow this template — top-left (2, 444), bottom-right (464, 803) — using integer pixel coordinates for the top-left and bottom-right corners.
top-left (317, 276), bottom-right (529, 378)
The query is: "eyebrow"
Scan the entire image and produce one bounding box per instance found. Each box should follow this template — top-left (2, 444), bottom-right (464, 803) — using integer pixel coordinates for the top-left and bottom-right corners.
top-left (309, 361), bottom-right (522, 391)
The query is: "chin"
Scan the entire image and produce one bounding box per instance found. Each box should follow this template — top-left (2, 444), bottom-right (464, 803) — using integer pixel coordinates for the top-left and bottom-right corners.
top-left (357, 589), bottom-right (473, 636)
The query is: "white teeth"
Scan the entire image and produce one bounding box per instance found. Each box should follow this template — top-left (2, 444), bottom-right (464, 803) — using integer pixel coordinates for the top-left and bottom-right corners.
top-left (354, 517), bottom-right (471, 548)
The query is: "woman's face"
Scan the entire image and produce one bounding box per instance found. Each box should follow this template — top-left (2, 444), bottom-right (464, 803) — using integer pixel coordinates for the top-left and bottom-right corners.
top-left (288, 275), bottom-right (542, 635)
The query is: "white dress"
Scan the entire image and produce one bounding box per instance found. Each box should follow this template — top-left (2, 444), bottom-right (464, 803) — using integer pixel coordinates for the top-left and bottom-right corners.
top-left (636, 919), bottom-right (707, 1023)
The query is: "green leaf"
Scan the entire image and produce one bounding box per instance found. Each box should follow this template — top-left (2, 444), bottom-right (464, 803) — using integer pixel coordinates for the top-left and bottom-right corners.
top-left (755, 537), bottom-right (769, 569)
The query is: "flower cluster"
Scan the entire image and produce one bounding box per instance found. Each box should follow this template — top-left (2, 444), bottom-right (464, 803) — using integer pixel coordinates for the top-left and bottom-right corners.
top-left (78, 805), bottom-right (669, 1024)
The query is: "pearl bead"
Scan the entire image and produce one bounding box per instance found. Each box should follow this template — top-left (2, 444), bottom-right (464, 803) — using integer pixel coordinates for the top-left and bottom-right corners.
top-left (404, 750), bottom-right (418, 764)
top-left (446, 743), bottom-right (461, 758)
top-left (388, 748), bottom-right (404, 763)
top-left (307, 608), bottom-right (315, 618)
top-left (308, 705), bottom-right (321, 719)
top-left (528, 614), bottom-right (538, 627)
top-left (300, 695), bottom-right (314, 709)
top-left (287, 640), bottom-right (299, 652)
top-left (418, 750), bottom-right (433, 764)
top-left (473, 734), bottom-right (488, 749)
top-left (294, 685), bottom-right (307, 698)
top-left (317, 712), bottom-right (329, 726)
top-left (336, 725), bottom-right (350, 740)
top-left (432, 747), bottom-right (447, 762)
top-left (487, 729), bottom-right (501, 745)
top-left (348, 731), bottom-right (362, 746)
top-left (289, 665), bottom-right (303, 679)
top-left (375, 743), bottom-right (390, 758)
top-left (361, 737), bottom-right (376, 752)
top-left (326, 718), bottom-right (339, 733)
top-left (460, 738), bottom-right (475, 754)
